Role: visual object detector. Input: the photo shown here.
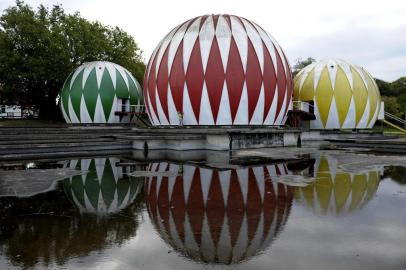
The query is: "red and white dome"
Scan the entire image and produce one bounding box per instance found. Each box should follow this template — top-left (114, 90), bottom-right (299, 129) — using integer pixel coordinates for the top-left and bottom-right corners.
top-left (144, 163), bottom-right (293, 264)
top-left (144, 14), bottom-right (293, 126)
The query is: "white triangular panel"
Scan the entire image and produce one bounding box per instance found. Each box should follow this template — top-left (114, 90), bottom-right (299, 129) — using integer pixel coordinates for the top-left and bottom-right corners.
top-left (105, 64), bottom-right (117, 89)
top-left (230, 16), bottom-right (248, 72)
top-left (325, 97), bottom-right (339, 129)
top-left (216, 83), bottom-right (232, 125)
top-left (167, 86), bottom-right (180, 125)
top-left (234, 83), bottom-right (248, 125)
top-left (275, 90), bottom-right (287, 125)
top-left (93, 95), bottom-right (106, 123)
top-left (183, 85), bottom-right (198, 125)
top-left (357, 98), bottom-right (370, 128)
top-left (182, 18), bottom-right (202, 73)
top-left (199, 16), bottom-right (215, 72)
top-left (68, 96), bottom-right (80, 123)
top-left (167, 22), bottom-right (189, 73)
top-left (242, 18), bottom-right (264, 73)
top-left (215, 15), bottom-right (232, 71)
top-left (250, 85), bottom-right (265, 124)
top-left (80, 95), bottom-right (92, 123)
top-left (199, 83), bottom-right (215, 125)
top-left (70, 65), bottom-right (86, 90)
top-left (155, 90), bottom-right (169, 125)
top-left (264, 87), bottom-right (278, 125)
top-left (199, 168), bottom-right (213, 205)
top-left (327, 59), bottom-right (338, 91)
top-left (342, 97), bottom-right (356, 129)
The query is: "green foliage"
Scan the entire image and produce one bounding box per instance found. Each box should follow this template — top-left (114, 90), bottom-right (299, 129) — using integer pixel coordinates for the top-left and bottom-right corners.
top-left (0, 1), bottom-right (145, 119)
top-left (381, 96), bottom-right (399, 116)
top-left (292, 57), bottom-right (316, 77)
top-left (375, 77), bottom-right (406, 117)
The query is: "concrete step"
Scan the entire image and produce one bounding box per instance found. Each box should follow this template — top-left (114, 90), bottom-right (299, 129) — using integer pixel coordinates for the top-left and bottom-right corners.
top-left (0, 149), bottom-right (133, 161)
top-left (327, 138), bottom-right (406, 153)
top-left (0, 141), bottom-right (132, 155)
top-left (0, 137), bottom-right (116, 145)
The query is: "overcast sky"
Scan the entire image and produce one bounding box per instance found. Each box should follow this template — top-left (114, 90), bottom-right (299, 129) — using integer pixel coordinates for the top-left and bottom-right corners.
top-left (1, 0), bottom-right (405, 81)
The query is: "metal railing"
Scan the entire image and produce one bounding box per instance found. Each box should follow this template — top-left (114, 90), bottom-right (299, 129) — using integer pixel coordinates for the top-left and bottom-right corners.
top-left (384, 111), bottom-right (406, 133)
top-left (129, 105), bottom-right (146, 113)
top-left (385, 111), bottom-right (406, 126)
top-left (292, 101), bottom-right (315, 112)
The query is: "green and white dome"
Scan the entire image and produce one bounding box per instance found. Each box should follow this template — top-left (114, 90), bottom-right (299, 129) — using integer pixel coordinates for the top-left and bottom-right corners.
top-left (60, 61), bottom-right (143, 123)
top-left (63, 158), bottom-right (144, 215)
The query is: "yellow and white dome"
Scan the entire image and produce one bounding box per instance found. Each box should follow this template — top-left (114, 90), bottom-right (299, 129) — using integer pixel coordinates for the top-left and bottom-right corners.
top-left (294, 59), bottom-right (381, 129)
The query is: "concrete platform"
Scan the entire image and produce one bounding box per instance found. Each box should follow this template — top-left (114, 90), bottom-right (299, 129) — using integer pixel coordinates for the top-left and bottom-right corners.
top-left (122, 127), bottom-right (301, 151)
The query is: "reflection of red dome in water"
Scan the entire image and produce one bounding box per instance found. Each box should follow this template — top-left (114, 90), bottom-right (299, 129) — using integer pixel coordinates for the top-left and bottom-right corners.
top-left (145, 163), bottom-right (294, 264)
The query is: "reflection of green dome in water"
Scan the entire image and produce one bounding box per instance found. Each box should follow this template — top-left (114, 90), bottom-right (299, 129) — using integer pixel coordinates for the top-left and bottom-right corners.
top-left (59, 61), bottom-right (143, 123)
top-left (63, 158), bottom-right (143, 215)
top-left (295, 155), bottom-right (381, 215)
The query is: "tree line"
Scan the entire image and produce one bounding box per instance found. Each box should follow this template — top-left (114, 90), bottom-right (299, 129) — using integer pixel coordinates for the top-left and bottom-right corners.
top-left (0, 1), bottom-right (145, 119)
top-left (1, 1), bottom-right (404, 120)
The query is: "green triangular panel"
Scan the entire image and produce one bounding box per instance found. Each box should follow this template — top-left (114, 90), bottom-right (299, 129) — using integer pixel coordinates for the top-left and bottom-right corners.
top-left (99, 70), bottom-right (116, 121)
top-left (71, 175), bottom-right (85, 207)
top-left (84, 160), bottom-right (100, 210)
top-left (61, 72), bottom-right (73, 120)
top-left (82, 69), bottom-right (99, 122)
top-left (127, 73), bottom-right (139, 105)
top-left (62, 179), bottom-right (74, 202)
top-left (117, 179), bottom-right (130, 207)
top-left (100, 159), bottom-right (116, 208)
top-left (70, 69), bottom-right (85, 120)
top-left (116, 70), bottom-right (130, 99)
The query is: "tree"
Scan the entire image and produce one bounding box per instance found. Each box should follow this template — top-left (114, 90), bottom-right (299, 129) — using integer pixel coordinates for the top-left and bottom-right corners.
top-left (0, 1), bottom-right (145, 119)
top-left (292, 57), bottom-right (315, 77)
top-left (381, 96), bottom-right (399, 116)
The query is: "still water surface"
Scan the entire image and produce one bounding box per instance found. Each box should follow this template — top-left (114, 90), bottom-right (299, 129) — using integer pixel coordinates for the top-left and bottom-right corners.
top-left (0, 153), bottom-right (405, 270)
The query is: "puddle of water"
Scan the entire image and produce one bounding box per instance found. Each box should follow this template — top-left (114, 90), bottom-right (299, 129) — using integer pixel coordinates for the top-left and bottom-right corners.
top-left (0, 152), bottom-right (405, 270)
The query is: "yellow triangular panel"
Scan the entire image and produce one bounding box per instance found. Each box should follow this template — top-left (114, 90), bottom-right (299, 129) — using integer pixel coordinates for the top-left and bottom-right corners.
top-left (334, 67), bottom-right (353, 126)
top-left (317, 156), bottom-right (330, 174)
top-left (362, 69), bottom-right (379, 126)
top-left (334, 173), bottom-right (351, 214)
top-left (349, 174), bottom-right (367, 212)
top-left (293, 73), bottom-right (302, 101)
top-left (315, 68), bottom-right (334, 127)
top-left (351, 67), bottom-right (369, 125)
top-left (315, 174), bottom-right (333, 214)
top-left (300, 67), bottom-right (316, 102)
top-left (366, 171), bottom-right (379, 201)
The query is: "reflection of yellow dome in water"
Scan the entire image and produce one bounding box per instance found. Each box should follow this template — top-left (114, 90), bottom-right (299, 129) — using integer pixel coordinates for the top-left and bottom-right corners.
top-left (294, 59), bottom-right (381, 129)
top-left (295, 155), bottom-right (381, 215)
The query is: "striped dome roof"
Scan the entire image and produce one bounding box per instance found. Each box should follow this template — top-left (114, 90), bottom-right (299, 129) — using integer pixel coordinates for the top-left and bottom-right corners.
top-left (294, 59), bottom-right (381, 129)
top-left (295, 154), bottom-right (381, 215)
top-left (144, 162), bottom-right (293, 264)
top-left (144, 14), bottom-right (293, 126)
top-left (63, 158), bottom-right (143, 215)
top-left (60, 61), bottom-right (143, 124)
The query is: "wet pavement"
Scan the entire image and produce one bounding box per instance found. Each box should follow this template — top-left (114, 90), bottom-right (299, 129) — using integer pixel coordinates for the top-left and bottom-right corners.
top-left (0, 150), bottom-right (405, 270)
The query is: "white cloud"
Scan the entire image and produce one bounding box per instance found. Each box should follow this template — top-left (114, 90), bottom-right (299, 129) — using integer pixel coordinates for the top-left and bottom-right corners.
top-left (1, 0), bottom-right (406, 81)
